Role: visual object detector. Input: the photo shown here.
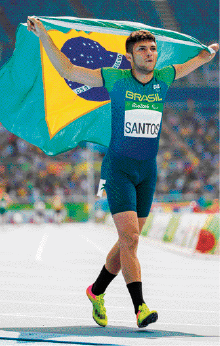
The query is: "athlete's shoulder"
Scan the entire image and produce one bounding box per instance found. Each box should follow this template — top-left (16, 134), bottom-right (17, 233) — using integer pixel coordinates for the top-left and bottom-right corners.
top-left (101, 68), bottom-right (131, 92)
top-left (154, 65), bottom-right (176, 86)
top-left (101, 67), bottom-right (130, 77)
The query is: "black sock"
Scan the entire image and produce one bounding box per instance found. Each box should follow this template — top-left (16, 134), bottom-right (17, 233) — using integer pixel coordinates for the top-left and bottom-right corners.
top-left (92, 265), bottom-right (117, 296)
top-left (127, 281), bottom-right (145, 315)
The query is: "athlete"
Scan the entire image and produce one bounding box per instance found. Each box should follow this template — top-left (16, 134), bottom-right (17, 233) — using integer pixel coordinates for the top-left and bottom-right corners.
top-left (34, 199), bottom-right (46, 224)
top-left (0, 187), bottom-right (11, 224)
top-left (27, 17), bottom-right (219, 328)
top-left (51, 192), bottom-right (66, 224)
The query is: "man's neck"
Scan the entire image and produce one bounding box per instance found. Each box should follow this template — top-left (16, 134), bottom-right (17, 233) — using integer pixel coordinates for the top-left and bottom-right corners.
top-left (132, 68), bottom-right (154, 84)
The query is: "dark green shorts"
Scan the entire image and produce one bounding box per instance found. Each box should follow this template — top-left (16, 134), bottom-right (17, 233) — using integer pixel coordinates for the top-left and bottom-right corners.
top-left (101, 149), bottom-right (157, 218)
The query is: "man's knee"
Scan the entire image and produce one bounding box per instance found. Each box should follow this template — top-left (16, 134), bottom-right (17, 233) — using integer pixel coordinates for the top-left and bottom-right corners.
top-left (119, 230), bottom-right (139, 252)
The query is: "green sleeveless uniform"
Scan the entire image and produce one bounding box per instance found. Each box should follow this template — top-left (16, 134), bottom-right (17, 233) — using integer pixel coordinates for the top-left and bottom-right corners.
top-left (100, 65), bottom-right (175, 217)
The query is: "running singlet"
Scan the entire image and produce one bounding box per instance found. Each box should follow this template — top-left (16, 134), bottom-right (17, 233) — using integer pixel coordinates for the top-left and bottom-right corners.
top-left (101, 66), bottom-right (175, 160)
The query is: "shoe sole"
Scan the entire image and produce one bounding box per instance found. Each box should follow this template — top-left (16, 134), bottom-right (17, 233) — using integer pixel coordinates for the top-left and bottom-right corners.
top-left (92, 315), bottom-right (107, 327)
top-left (138, 312), bottom-right (158, 328)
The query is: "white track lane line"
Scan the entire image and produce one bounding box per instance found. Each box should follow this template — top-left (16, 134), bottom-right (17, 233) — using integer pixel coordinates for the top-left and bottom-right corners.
top-left (0, 313), bottom-right (219, 328)
top-left (0, 311), bottom-right (219, 327)
top-left (0, 299), bottom-right (218, 314)
top-left (80, 234), bottom-right (107, 254)
top-left (35, 233), bottom-right (49, 261)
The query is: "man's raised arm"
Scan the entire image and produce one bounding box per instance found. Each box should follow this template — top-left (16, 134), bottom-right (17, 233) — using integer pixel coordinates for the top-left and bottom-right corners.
top-left (174, 43), bottom-right (219, 80)
top-left (27, 16), bottom-right (103, 87)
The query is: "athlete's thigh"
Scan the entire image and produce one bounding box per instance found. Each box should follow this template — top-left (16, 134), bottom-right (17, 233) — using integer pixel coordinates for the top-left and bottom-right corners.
top-left (113, 210), bottom-right (139, 238)
top-left (105, 170), bottom-right (137, 215)
top-left (113, 211), bottom-right (146, 237)
top-left (136, 174), bottom-right (157, 218)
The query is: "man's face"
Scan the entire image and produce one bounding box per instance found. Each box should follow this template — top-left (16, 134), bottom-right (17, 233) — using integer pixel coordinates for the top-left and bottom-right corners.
top-left (126, 40), bottom-right (158, 74)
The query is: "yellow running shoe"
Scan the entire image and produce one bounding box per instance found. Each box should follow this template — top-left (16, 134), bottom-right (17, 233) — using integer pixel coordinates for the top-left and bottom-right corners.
top-left (137, 303), bottom-right (158, 328)
top-left (86, 284), bottom-right (108, 327)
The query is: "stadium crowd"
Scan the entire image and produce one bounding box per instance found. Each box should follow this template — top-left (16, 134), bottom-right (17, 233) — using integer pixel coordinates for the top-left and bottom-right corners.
top-left (0, 97), bottom-right (218, 207)
top-left (161, 100), bottom-right (219, 201)
top-left (0, 0), bottom-right (218, 210)
top-left (0, 126), bottom-right (101, 204)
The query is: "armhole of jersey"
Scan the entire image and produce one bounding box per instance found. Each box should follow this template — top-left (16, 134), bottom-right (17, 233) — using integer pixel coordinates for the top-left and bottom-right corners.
top-left (100, 68), bottom-right (106, 88)
top-left (172, 65), bottom-right (176, 82)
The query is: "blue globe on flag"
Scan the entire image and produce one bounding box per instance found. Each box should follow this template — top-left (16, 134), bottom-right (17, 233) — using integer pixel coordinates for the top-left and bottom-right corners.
top-left (61, 37), bottom-right (131, 101)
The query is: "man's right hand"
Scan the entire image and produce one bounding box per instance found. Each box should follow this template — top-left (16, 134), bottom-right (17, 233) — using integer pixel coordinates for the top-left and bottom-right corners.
top-left (26, 16), bottom-right (103, 87)
top-left (27, 16), bottom-right (47, 39)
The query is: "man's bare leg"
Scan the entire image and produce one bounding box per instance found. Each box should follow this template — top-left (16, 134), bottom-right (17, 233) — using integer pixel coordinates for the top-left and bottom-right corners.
top-left (105, 240), bottom-right (121, 275)
top-left (111, 211), bottom-right (140, 283)
top-left (105, 213), bottom-right (146, 279)
top-left (87, 212), bottom-right (157, 326)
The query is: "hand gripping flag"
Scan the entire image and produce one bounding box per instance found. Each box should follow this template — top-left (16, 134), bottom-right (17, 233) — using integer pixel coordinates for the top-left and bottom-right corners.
top-left (0, 16), bottom-right (213, 156)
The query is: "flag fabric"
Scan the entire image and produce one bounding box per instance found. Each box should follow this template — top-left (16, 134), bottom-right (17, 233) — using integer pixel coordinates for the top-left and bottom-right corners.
top-left (0, 16), bottom-right (212, 156)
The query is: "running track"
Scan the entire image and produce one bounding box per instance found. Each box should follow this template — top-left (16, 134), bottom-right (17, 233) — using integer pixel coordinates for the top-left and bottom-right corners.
top-left (0, 222), bottom-right (219, 345)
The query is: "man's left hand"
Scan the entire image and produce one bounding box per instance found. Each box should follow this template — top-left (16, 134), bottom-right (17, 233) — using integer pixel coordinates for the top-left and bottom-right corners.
top-left (200, 43), bottom-right (219, 62)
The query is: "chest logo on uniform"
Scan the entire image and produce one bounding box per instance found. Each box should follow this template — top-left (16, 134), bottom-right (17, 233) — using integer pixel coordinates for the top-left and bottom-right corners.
top-left (124, 100), bottom-right (163, 138)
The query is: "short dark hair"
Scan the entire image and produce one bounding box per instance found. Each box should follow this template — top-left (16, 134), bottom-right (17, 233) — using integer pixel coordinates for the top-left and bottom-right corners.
top-left (126, 30), bottom-right (156, 54)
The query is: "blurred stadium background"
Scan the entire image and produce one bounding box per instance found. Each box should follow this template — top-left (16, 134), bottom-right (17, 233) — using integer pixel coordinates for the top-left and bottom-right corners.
top-left (0, 1), bottom-right (219, 253)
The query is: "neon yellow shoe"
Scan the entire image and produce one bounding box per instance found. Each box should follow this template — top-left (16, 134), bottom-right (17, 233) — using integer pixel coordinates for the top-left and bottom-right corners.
top-left (136, 303), bottom-right (158, 328)
top-left (86, 284), bottom-right (108, 327)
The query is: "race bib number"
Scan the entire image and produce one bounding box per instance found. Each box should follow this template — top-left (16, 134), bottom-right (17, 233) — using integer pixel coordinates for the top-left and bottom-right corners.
top-left (124, 101), bottom-right (163, 138)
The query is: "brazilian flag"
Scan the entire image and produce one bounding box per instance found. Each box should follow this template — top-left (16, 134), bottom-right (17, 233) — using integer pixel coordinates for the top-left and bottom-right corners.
top-left (0, 16), bottom-right (212, 155)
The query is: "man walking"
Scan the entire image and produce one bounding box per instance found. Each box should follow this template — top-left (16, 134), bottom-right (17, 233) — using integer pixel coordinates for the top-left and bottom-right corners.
top-left (27, 17), bottom-right (218, 328)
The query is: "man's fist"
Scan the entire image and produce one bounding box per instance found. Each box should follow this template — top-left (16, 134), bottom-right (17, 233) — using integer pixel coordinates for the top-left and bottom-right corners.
top-left (200, 43), bottom-right (219, 62)
top-left (27, 17), bottom-right (47, 38)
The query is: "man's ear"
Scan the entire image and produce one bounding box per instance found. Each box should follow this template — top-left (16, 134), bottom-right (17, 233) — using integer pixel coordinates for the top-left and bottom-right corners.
top-left (125, 52), bottom-right (132, 63)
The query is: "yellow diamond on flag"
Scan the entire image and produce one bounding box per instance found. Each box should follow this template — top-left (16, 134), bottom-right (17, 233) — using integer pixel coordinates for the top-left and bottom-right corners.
top-left (40, 29), bottom-right (128, 139)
